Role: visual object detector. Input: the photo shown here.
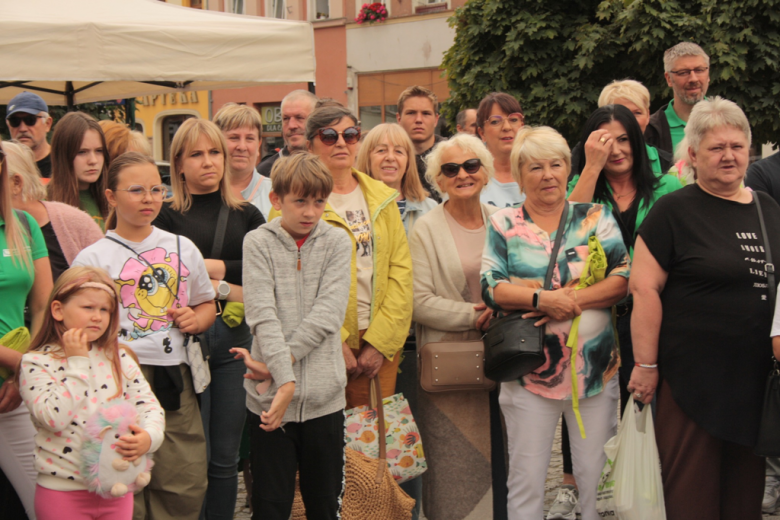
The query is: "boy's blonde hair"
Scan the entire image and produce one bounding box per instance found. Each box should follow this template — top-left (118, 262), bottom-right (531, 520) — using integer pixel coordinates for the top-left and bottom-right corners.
top-left (270, 151), bottom-right (334, 200)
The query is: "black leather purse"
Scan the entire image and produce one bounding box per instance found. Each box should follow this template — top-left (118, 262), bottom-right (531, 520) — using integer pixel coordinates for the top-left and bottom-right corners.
top-left (752, 192), bottom-right (780, 456)
top-left (483, 202), bottom-right (569, 383)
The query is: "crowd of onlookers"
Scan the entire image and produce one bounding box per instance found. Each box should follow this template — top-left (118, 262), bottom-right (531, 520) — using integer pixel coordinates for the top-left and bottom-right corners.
top-left (0, 39), bottom-right (779, 520)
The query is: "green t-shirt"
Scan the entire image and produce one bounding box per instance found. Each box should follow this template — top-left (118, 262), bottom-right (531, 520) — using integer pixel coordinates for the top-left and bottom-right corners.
top-left (79, 190), bottom-right (105, 232)
top-left (664, 100), bottom-right (687, 156)
top-left (645, 144), bottom-right (663, 175)
top-left (0, 212), bottom-right (48, 336)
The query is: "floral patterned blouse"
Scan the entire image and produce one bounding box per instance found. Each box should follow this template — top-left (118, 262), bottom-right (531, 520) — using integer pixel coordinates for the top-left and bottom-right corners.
top-left (480, 202), bottom-right (631, 400)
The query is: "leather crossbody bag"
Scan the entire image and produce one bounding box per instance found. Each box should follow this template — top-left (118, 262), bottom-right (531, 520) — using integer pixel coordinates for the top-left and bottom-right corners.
top-left (482, 201), bottom-right (569, 382)
top-left (419, 340), bottom-right (496, 392)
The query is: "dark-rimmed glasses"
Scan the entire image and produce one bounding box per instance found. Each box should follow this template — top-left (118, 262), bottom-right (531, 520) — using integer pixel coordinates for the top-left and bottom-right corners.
top-left (317, 127), bottom-right (361, 146)
top-left (668, 66), bottom-right (709, 78)
top-left (7, 114), bottom-right (47, 128)
top-left (440, 158), bottom-right (482, 177)
top-left (115, 185), bottom-right (167, 200)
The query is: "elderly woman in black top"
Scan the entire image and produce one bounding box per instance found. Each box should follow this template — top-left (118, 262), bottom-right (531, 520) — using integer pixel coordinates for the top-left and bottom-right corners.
top-left (629, 97), bottom-right (777, 520)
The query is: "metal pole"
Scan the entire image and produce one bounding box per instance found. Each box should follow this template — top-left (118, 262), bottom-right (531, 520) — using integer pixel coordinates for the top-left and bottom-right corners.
top-left (65, 81), bottom-right (75, 111)
top-left (308, 81), bottom-right (316, 95)
top-left (126, 98), bottom-right (136, 129)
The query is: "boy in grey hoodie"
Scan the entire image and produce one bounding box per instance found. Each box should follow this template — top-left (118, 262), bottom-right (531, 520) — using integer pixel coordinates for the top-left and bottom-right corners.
top-left (233, 152), bottom-right (352, 520)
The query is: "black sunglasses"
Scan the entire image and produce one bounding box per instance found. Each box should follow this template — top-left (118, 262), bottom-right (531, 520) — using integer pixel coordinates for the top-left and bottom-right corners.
top-left (440, 158), bottom-right (482, 177)
top-left (317, 126), bottom-right (361, 146)
top-left (7, 114), bottom-right (46, 128)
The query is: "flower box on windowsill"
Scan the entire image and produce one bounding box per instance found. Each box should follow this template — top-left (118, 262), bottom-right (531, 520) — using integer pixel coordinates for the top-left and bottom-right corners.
top-left (414, 2), bottom-right (447, 14)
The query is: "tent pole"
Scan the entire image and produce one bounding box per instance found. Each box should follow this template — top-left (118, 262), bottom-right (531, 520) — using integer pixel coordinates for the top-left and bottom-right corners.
top-left (126, 98), bottom-right (136, 130)
top-left (308, 81), bottom-right (316, 95)
top-left (65, 81), bottom-right (75, 111)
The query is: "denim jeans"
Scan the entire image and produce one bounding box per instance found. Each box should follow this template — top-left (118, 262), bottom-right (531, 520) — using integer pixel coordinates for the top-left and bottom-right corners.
top-left (199, 317), bottom-right (252, 520)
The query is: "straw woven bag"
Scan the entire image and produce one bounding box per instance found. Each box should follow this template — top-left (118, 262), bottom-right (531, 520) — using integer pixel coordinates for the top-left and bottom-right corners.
top-left (292, 378), bottom-right (415, 519)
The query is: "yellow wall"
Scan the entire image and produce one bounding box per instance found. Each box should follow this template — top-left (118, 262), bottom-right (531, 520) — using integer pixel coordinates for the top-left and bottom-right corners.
top-left (134, 91), bottom-right (209, 161)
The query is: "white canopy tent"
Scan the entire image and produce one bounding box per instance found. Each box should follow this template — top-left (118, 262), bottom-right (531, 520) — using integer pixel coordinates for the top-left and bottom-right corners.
top-left (0, 0), bottom-right (316, 107)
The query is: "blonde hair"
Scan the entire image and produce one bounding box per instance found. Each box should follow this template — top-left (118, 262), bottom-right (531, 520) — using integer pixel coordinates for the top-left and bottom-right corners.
top-left (664, 42), bottom-right (710, 73)
top-left (270, 152), bottom-right (333, 200)
top-left (213, 102), bottom-right (263, 138)
top-left (0, 140), bottom-right (32, 270)
top-left (510, 126), bottom-right (571, 192)
top-left (4, 140), bottom-right (47, 202)
top-left (598, 80), bottom-right (651, 112)
top-left (425, 134), bottom-right (494, 197)
top-left (356, 123), bottom-right (428, 203)
top-left (168, 118), bottom-right (244, 212)
top-left (130, 131), bottom-right (152, 156)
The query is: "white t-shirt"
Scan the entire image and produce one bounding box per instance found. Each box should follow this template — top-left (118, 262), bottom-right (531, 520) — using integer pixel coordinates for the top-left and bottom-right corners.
top-left (73, 227), bottom-right (215, 366)
top-left (480, 178), bottom-right (526, 208)
top-left (242, 169), bottom-right (273, 221)
top-left (328, 184), bottom-right (373, 330)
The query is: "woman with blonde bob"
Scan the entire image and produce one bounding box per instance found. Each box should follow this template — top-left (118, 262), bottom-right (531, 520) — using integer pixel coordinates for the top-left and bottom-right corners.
top-left (410, 133), bottom-right (499, 520)
top-left (628, 97), bottom-right (778, 519)
top-left (6, 141), bottom-right (103, 281)
top-left (481, 127), bottom-right (630, 520)
top-left (153, 118), bottom-right (265, 519)
top-left (356, 123), bottom-right (437, 237)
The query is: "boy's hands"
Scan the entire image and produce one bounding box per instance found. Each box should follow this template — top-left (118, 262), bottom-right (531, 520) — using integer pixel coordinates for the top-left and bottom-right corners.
top-left (230, 348), bottom-right (272, 380)
top-left (168, 307), bottom-right (200, 334)
top-left (116, 424), bottom-right (152, 462)
top-left (62, 328), bottom-right (90, 358)
top-left (260, 382), bottom-right (295, 432)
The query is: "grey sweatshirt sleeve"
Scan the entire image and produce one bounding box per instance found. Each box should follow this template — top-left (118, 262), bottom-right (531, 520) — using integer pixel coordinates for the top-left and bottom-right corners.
top-left (243, 233), bottom-right (296, 388)
top-left (286, 229), bottom-right (352, 362)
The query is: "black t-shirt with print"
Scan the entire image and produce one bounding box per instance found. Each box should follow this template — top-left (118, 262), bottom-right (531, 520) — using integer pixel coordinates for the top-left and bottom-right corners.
top-left (638, 184), bottom-right (780, 446)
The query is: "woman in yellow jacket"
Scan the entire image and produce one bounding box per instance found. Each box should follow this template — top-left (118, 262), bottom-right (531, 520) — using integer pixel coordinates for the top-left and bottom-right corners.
top-left (269, 105), bottom-right (413, 408)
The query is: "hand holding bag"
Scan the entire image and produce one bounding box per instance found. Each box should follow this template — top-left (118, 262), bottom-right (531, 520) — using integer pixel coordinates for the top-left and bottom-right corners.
top-left (482, 201), bottom-right (569, 382)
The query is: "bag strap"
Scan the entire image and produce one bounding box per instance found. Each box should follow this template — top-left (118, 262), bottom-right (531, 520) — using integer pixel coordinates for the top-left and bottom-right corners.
top-left (14, 209), bottom-right (31, 238)
top-left (210, 204), bottom-right (230, 259)
top-left (754, 191), bottom-right (777, 316)
top-left (544, 201), bottom-right (570, 290)
top-left (369, 377), bottom-right (387, 484)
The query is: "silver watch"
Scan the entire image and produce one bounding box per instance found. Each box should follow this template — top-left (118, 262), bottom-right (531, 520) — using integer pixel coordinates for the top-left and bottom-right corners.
top-left (217, 280), bottom-right (230, 301)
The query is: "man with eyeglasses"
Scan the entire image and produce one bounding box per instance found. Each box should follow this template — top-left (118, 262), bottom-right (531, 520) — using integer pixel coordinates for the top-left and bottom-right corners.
top-left (257, 89), bottom-right (318, 177)
top-left (5, 92), bottom-right (53, 178)
top-left (645, 42), bottom-right (710, 157)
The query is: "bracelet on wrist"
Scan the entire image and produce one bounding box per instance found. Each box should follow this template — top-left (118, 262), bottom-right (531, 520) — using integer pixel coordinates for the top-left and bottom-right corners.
top-left (634, 363), bottom-right (658, 369)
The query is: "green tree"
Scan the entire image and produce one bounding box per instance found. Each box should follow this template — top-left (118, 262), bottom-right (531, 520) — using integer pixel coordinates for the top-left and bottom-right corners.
top-left (442, 0), bottom-right (780, 146)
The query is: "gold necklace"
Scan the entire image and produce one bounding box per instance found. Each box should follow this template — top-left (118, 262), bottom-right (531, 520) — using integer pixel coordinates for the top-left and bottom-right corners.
top-left (614, 189), bottom-right (636, 200)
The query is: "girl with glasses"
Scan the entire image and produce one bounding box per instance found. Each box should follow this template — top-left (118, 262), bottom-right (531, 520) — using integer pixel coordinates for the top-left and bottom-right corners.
top-left (73, 151), bottom-right (218, 520)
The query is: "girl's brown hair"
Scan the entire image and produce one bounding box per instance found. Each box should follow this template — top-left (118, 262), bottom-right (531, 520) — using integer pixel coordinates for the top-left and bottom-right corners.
top-left (26, 266), bottom-right (126, 399)
top-left (105, 152), bottom-right (160, 230)
top-left (0, 139), bottom-right (32, 270)
top-left (49, 112), bottom-right (110, 218)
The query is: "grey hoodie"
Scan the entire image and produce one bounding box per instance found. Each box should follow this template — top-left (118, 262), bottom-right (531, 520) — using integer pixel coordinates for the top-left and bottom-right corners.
top-left (242, 218), bottom-right (352, 424)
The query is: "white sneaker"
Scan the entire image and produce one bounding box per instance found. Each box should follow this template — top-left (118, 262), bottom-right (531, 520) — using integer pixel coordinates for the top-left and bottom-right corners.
top-left (547, 485), bottom-right (579, 520)
top-left (763, 477), bottom-right (780, 513)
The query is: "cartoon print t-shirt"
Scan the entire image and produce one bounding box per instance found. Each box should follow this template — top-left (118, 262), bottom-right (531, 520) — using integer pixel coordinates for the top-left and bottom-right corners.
top-left (73, 227), bottom-right (215, 366)
top-left (328, 184), bottom-right (374, 330)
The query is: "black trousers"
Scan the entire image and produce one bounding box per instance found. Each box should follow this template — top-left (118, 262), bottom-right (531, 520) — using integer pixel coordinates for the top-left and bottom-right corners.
top-left (248, 409), bottom-right (345, 520)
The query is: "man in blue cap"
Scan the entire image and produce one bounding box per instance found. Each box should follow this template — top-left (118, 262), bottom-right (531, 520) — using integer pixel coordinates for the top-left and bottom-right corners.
top-left (5, 92), bottom-right (53, 178)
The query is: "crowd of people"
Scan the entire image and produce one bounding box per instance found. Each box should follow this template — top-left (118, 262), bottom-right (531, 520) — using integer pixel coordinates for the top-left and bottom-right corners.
top-left (0, 39), bottom-right (778, 520)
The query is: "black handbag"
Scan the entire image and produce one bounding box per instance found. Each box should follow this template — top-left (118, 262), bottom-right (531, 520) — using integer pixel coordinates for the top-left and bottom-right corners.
top-left (752, 192), bottom-right (780, 456)
top-left (482, 202), bottom-right (569, 383)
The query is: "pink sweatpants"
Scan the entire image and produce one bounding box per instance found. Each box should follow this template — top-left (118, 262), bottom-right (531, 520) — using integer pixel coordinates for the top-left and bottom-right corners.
top-left (35, 485), bottom-right (133, 520)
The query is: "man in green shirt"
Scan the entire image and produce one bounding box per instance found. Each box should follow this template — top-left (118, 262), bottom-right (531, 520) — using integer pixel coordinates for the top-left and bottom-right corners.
top-left (645, 42), bottom-right (710, 157)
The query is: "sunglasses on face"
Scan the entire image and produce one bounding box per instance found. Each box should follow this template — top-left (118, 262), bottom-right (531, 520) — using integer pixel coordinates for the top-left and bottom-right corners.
top-left (440, 158), bottom-right (482, 177)
top-left (7, 114), bottom-right (47, 128)
top-left (317, 126), bottom-right (361, 146)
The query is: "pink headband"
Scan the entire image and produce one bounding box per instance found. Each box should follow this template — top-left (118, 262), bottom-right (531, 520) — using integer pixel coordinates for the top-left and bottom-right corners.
top-left (80, 282), bottom-right (116, 297)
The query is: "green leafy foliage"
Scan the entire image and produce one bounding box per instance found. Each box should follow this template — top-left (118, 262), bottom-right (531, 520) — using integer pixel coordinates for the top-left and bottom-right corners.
top-left (442, 0), bottom-right (780, 145)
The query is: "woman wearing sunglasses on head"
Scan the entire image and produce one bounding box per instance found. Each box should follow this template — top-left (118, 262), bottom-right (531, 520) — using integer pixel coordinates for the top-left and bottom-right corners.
top-left (476, 93), bottom-right (526, 209)
top-left (408, 134), bottom-right (500, 520)
top-left (273, 105), bottom-right (413, 409)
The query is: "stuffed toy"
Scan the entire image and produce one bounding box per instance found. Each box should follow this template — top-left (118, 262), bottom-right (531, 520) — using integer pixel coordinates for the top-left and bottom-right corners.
top-left (82, 401), bottom-right (154, 498)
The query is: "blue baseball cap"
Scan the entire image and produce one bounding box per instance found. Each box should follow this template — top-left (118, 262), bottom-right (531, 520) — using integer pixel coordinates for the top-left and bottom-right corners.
top-left (7, 92), bottom-right (49, 117)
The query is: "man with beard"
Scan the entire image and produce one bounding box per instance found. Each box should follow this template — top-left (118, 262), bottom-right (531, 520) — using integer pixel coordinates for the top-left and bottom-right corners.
top-left (257, 89), bottom-right (318, 177)
top-left (5, 92), bottom-right (53, 178)
top-left (644, 42), bottom-right (710, 157)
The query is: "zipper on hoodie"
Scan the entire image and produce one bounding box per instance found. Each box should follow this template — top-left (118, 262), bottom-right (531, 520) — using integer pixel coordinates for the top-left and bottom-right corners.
top-left (295, 241), bottom-right (306, 422)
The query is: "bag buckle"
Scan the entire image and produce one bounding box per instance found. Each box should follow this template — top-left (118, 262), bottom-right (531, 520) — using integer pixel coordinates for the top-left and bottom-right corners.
top-left (767, 263), bottom-right (776, 274)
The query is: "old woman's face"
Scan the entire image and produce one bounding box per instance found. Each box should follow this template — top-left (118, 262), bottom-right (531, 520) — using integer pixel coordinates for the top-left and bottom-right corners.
top-left (689, 125), bottom-right (749, 192)
top-left (437, 146), bottom-right (488, 202)
top-left (520, 156), bottom-right (569, 207)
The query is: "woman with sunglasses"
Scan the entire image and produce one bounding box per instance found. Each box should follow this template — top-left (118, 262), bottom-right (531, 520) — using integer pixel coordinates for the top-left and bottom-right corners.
top-left (293, 105), bottom-right (412, 409)
top-left (73, 151), bottom-right (217, 520)
top-left (47, 112), bottom-right (110, 231)
top-left (408, 134), bottom-right (499, 520)
top-left (476, 92), bottom-right (526, 209)
top-left (153, 119), bottom-right (265, 520)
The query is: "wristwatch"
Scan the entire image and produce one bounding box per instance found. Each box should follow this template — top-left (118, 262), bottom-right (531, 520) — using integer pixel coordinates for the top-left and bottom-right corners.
top-left (217, 280), bottom-right (231, 301)
top-left (532, 288), bottom-right (544, 310)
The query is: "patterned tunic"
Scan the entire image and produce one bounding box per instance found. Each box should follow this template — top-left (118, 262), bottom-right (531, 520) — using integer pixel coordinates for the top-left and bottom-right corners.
top-left (481, 202), bottom-right (630, 400)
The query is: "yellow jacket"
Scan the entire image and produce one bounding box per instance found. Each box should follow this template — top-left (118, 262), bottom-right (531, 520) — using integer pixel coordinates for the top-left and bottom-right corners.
top-left (269, 169), bottom-right (413, 359)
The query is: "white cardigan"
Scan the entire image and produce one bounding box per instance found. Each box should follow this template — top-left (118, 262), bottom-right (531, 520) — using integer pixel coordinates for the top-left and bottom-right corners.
top-left (409, 203), bottom-right (500, 348)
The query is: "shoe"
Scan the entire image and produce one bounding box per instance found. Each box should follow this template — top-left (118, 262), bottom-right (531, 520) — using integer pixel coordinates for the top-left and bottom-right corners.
top-left (763, 477), bottom-right (780, 513)
top-left (547, 484), bottom-right (579, 520)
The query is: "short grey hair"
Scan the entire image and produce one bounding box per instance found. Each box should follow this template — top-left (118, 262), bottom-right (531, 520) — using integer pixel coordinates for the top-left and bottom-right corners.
top-left (510, 126), bottom-right (571, 192)
top-left (3, 140), bottom-right (48, 201)
top-left (456, 109), bottom-right (475, 128)
top-left (685, 96), bottom-right (751, 155)
top-left (663, 42), bottom-right (710, 73)
top-left (425, 134), bottom-right (494, 197)
top-left (281, 89), bottom-right (318, 111)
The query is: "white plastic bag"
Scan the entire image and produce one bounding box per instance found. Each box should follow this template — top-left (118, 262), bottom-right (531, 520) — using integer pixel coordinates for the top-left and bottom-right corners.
top-left (596, 397), bottom-right (666, 520)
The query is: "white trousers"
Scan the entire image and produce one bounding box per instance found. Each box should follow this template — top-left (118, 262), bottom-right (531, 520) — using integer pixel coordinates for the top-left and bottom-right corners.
top-left (0, 403), bottom-right (38, 520)
top-left (500, 377), bottom-right (618, 520)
